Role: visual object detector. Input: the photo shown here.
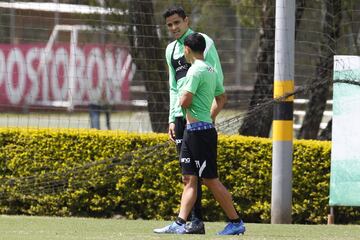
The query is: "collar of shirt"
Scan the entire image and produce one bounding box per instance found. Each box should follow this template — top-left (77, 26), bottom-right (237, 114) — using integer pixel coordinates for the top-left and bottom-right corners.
top-left (177, 28), bottom-right (194, 45)
top-left (193, 59), bottom-right (205, 66)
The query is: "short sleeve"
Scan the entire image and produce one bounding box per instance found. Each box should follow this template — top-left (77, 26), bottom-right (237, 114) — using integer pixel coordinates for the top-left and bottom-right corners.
top-left (214, 74), bottom-right (225, 96)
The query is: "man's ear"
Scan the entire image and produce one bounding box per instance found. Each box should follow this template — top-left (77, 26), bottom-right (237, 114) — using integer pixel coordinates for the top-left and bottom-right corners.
top-left (184, 46), bottom-right (191, 63)
top-left (184, 16), bottom-right (189, 25)
top-left (184, 46), bottom-right (191, 55)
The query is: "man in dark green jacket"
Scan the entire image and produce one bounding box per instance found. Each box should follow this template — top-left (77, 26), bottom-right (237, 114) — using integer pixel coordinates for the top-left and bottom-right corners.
top-left (154, 5), bottom-right (226, 235)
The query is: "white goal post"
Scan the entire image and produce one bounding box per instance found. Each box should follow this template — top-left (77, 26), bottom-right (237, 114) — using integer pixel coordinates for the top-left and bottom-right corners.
top-left (37, 24), bottom-right (136, 111)
top-left (0, 2), bottom-right (135, 111)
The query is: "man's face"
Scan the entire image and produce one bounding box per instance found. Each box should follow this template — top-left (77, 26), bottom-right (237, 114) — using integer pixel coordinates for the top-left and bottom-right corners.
top-left (165, 14), bottom-right (189, 39)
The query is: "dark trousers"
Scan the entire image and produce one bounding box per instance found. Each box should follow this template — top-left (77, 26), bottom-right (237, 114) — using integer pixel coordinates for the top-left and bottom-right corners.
top-left (175, 117), bottom-right (203, 221)
top-left (89, 104), bottom-right (111, 130)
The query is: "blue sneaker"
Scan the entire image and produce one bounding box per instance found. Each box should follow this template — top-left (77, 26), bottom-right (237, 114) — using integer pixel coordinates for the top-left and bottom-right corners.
top-left (153, 221), bottom-right (186, 234)
top-left (217, 220), bottom-right (246, 235)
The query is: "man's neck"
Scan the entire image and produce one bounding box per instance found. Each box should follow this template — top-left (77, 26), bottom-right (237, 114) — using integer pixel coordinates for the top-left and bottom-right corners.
top-left (189, 54), bottom-right (204, 64)
top-left (176, 28), bottom-right (191, 42)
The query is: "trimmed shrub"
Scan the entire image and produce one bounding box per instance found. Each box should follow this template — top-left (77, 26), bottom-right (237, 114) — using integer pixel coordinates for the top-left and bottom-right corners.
top-left (0, 127), bottom-right (356, 223)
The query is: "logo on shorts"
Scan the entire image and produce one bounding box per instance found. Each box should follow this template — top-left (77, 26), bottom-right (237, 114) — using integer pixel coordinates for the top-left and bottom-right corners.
top-left (181, 158), bottom-right (191, 164)
top-left (195, 160), bottom-right (207, 177)
top-left (175, 139), bottom-right (182, 144)
top-left (195, 160), bottom-right (201, 168)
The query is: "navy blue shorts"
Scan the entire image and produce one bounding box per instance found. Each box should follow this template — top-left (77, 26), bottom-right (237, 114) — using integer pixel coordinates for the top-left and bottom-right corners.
top-left (179, 122), bottom-right (218, 179)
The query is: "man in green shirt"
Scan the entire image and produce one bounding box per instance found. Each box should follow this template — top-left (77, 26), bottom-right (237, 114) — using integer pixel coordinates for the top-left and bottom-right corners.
top-left (154, 32), bottom-right (245, 236)
top-left (154, 6), bottom-right (225, 235)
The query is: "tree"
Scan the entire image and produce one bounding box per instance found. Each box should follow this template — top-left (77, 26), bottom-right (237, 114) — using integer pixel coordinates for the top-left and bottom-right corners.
top-left (341, 0), bottom-right (360, 55)
top-left (127, 0), bottom-right (169, 132)
top-left (319, 119), bottom-right (332, 140)
top-left (238, 0), bottom-right (275, 137)
top-left (297, 0), bottom-right (342, 139)
top-left (81, 0), bottom-right (170, 132)
top-left (95, 0), bottom-right (169, 133)
top-left (319, 0), bottom-right (360, 141)
top-left (238, 0), bottom-right (306, 137)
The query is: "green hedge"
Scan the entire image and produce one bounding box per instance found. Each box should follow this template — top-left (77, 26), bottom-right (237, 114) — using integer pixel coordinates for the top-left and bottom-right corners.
top-left (0, 128), bottom-right (357, 223)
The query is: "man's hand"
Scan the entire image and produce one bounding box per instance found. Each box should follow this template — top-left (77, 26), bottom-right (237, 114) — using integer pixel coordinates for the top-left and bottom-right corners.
top-left (168, 122), bottom-right (176, 142)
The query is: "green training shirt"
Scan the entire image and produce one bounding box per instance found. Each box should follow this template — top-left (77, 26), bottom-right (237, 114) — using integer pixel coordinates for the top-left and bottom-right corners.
top-left (165, 28), bottom-right (224, 123)
top-left (183, 59), bottom-right (225, 123)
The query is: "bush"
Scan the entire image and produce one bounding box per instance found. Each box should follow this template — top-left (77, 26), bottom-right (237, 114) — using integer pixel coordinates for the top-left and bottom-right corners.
top-left (0, 127), bottom-right (355, 223)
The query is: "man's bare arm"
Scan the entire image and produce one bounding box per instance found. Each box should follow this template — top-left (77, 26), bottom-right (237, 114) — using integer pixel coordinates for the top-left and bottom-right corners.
top-left (180, 91), bottom-right (193, 109)
top-left (211, 93), bottom-right (227, 123)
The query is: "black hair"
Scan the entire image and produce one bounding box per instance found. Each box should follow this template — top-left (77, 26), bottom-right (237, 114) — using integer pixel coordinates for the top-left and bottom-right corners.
top-left (163, 5), bottom-right (187, 20)
top-left (184, 32), bottom-right (206, 54)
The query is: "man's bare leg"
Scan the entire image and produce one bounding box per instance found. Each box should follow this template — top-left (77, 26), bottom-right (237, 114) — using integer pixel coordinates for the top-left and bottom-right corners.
top-left (202, 178), bottom-right (238, 219)
top-left (178, 175), bottom-right (198, 220)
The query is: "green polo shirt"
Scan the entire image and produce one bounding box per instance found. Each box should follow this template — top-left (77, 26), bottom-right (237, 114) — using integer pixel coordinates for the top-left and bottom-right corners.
top-left (183, 59), bottom-right (225, 123)
top-left (165, 28), bottom-right (224, 123)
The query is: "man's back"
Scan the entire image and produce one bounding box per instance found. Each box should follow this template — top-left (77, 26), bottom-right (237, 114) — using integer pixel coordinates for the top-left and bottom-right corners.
top-left (183, 59), bottom-right (218, 123)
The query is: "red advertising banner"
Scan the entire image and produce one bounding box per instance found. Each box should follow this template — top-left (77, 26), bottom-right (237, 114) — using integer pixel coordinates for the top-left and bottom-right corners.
top-left (0, 44), bottom-right (135, 110)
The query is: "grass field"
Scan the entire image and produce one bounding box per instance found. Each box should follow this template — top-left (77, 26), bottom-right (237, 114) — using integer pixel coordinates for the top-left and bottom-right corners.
top-left (0, 215), bottom-right (360, 240)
